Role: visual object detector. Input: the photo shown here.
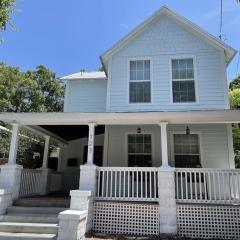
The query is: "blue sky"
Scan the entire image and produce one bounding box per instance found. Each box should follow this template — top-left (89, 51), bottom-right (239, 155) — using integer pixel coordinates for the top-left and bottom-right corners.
top-left (0, 0), bottom-right (239, 81)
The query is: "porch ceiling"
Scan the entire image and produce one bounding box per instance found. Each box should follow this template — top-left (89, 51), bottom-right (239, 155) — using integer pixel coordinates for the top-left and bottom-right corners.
top-left (0, 110), bottom-right (240, 125)
top-left (40, 125), bottom-right (105, 141)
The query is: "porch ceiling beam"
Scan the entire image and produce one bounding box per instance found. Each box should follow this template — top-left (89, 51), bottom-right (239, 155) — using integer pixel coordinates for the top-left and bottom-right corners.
top-left (0, 110), bottom-right (240, 125)
top-left (23, 125), bottom-right (68, 147)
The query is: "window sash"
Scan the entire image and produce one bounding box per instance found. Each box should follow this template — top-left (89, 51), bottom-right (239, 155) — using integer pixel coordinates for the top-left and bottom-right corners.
top-left (173, 134), bottom-right (201, 167)
top-left (128, 134), bottom-right (152, 166)
top-left (171, 58), bottom-right (196, 103)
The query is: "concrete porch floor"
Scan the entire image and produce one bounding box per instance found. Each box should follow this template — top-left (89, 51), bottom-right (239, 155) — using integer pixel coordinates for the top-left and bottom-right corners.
top-left (14, 192), bottom-right (70, 208)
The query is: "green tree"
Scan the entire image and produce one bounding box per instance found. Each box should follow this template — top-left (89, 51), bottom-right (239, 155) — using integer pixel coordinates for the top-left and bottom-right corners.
top-left (0, 0), bottom-right (17, 42)
top-left (0, 62), bottom-right (65, 167)
top-left (0, 63), bottom-right (65, 112)
top-left (229, 88), bottom-right (240, 109)
top-left (229, 75), bottom-right (240, 90)
top-left (229, 75), bottom-right (240, 168)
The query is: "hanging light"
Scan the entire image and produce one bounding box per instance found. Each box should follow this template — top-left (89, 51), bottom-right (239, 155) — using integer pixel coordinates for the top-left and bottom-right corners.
top-left (137, 127), bottom-right (141, 134)
top-left (186, 126), bottom-right (190, 135)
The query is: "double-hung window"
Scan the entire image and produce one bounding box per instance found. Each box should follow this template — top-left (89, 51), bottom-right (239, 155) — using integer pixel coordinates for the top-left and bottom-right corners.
top-left (129, 60), bottom-right (151, 103)
top-left (172, 58), bottom-right (196, 103)
top-left (173, 134), bottom-right (201, 168)
top-left (128, 134), bottom-right (152, 167)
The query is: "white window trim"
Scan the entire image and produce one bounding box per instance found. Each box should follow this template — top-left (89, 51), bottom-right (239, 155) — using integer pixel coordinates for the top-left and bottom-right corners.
top-left (125, 132), bottom-right (155, 167)
top-left (127, 57), bottom-right (153, 105)
top-left (169, 55), bottom-right (199, 105)
top-left (169, 130), bottom-right (204, 167)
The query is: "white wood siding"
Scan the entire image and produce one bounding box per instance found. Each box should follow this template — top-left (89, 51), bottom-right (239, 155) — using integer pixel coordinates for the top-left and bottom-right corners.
top-left (61, 134), bottom-right (104, 191)
top-left (103, 124), bottom-right (231, 169)
top-left (108, 16), bottom-right (228, 112)
top-left (64, 79), bottom-right (107, 112)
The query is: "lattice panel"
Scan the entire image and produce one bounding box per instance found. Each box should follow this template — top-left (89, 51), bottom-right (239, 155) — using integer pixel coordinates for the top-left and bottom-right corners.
top-left (177, 204), bottom-right (240, 239)
top-left (93, 201), bottom-right (159, 235)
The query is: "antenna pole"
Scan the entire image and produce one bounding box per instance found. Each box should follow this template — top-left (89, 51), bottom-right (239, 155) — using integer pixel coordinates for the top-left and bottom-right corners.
top-left (219, 0), bottom-right (223, 39)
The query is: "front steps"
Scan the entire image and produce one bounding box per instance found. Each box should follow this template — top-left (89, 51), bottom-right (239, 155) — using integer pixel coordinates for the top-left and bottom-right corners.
top-left (0, 197), bottom-right (69, 240)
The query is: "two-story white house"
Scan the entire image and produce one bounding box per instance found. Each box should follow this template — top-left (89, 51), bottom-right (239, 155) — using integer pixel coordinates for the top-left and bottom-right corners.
top-left (0, 6), bottom-right (240, 240)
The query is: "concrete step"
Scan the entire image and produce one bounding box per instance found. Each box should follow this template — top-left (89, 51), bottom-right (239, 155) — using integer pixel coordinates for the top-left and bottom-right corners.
top-left (0, 222), bottom-right (58, 234)
top-left (0, 214), bottom-right (58, 224)
top-left (14, 198), bottom-right (70, 208)
top-left (0, 232), bottom-right (56, 240)
top-left (7, 206), bottom-right (67, 215)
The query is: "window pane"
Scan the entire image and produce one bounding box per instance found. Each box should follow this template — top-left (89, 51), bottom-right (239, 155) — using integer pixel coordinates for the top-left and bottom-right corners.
top-left (144, 82), bottom-right (151, 102)
top-left (144, 135), bottom-right (151, 143)
top-left (136, 70), bottom-right (144, 80)
top-left (172, 58), bottom-right (194, 80)
top-left (130, 61), bottom-right (137, 71)
top-left (173, 134), bottom-right (200, 168)
top-left (137, 60), bottom-right (144, 71)
top-left (144, 70), bottom-right (150, 80)
top-left (129, 82), bottom-right (151, 103)
top-left (172, 81), bottom-right (195, 102)
top-left (144, 144), bottom-right (152, 153)
top-left (144, 60), bottom-right (150, 70)
top-left (128, 134), bottom-right (152, 167)
top-left (136, 135), bottom-right (143, 143)
top-left (136, 143), bottom-right (144, 153)
top-left (128, 143), bottom-right (135, 153)
top-left (128, 135), bottom-right (135, 143)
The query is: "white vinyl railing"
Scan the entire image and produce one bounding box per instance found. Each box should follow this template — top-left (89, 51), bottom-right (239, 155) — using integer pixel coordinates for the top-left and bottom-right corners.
top-left (175, 168), bottom-right (240, 204)
top-left (96, 167), bottom-right (159, 201)
top-left (19, 169), bottom-right (43, 198)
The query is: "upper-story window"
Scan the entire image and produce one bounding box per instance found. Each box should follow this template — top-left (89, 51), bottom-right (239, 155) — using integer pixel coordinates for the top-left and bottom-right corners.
top-left (172, 58), bottom-right (196, 103)
top-left (129, 60), bottom-right (151, 103)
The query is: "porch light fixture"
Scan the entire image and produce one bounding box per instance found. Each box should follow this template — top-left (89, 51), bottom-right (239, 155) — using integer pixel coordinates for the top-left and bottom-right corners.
top-left (137, 127), bottom-right (141, 134)
top-left (186, 126), bottom-right (190, 135)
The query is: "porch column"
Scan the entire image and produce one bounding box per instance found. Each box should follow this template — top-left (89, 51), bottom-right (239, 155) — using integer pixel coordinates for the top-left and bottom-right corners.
top-left (38, 135), bottom-right (52, 195)
top-left (159, 122), bottom-right (169, 168)
top-left (73, 123), bottom-right (97, 233)
top-left (0, 123), bottom-right (23, 201)
top-left (42, 135), bottom-right (50, 168)
top-left (158, 122), bottom-right (177, 234)
top-left (86, 123), bottom-right (96, 165)
top-left (8, 123), bottom-right (20, 165)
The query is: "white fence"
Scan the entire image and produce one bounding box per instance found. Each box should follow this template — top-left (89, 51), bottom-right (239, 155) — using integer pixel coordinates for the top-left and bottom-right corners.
top-left (19, 169), bottom-right (43, 198)
top-left (175, 168), bottom-right (240, 204)
top-left (96, 167), bottom-right (159, 201)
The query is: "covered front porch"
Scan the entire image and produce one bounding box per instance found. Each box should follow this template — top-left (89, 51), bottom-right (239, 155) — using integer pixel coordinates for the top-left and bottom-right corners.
top-left (0, 110), bottom-right (240, 239)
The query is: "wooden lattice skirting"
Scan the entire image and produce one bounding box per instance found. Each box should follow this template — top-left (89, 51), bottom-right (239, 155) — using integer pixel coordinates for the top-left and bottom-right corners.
top-left (177, 204), bottom-right (240, 239)
top-left (92, 201), bottom-right (160, 235)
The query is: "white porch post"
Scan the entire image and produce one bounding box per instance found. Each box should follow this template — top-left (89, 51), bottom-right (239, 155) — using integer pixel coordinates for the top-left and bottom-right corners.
top-left (0, 123), bottom-right (23, 203)
top-left (158, 122), bottom-right (177, 234)
top-left (8, 123), bottom-right (20, 165)
top-left (38, 135), bottom-right (52, 195)
top-left (42, 135), bottom-right (50, 168)
top-left (159, 122), bottom-right (169, 168)
top-left (86, 123), bottom-right (96, 165)
top-left (68, 123), bottom-right (97, 236)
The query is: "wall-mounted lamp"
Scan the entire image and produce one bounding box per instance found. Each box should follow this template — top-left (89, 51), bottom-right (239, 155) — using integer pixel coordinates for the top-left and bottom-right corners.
top-left (186, 126), bottom-right (190, 135)
top-left (137, 127), bottom-right (141, 134)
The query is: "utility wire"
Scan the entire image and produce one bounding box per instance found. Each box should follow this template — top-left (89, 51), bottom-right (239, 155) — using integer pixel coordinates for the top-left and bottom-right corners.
top-left (236, 50), bottom-right (240, 78)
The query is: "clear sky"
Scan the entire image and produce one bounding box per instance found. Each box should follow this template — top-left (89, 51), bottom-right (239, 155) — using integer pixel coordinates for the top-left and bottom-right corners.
top-left (0, 0), bottom-right (239, 81)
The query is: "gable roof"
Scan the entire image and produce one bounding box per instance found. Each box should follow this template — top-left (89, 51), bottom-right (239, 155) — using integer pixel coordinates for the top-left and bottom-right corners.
top-left (100, 5), bottom-right (237, 70)
top-left (60, 71), bottom-right (106, 81)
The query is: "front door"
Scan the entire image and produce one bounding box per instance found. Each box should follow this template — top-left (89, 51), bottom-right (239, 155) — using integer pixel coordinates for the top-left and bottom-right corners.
top-left (83, 145), bottom-right (103, 166)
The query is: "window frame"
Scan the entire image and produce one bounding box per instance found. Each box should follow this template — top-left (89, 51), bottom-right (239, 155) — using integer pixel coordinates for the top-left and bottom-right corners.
top-left (170, 131), bottom-right (204, 168)
top-left (127, 57), bottom-right (153, 105)
top-left (169, 55), bottom-right (198, 104)
top-left (125, 132), bottom-right (154, 167)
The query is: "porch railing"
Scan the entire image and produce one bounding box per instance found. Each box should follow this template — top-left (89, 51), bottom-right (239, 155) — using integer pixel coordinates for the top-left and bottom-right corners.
top-left (175, 168), bottom-right (240, 204)
top-left (19, 169), bottom-right (43, 198)
top-left (96, 167), bottom-right (159, 201)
